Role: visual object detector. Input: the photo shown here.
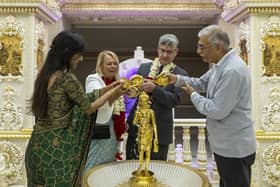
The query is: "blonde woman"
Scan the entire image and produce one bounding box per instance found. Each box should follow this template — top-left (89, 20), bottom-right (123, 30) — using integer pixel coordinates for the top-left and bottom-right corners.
top-left (85, 50), bottom-right (126, 170)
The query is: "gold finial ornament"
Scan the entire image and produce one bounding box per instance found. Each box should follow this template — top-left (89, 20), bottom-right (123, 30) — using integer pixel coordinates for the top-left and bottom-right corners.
top-left (123, 72), bottom-right (169, 98)
top-left (154, 73), bottom-right (169, 87)
top-left (131, 75), bottom-right (144, 87)
top-left (122, 75), bottom-right (144, 98)
top-left (120, 78), bottom-right (131, 90)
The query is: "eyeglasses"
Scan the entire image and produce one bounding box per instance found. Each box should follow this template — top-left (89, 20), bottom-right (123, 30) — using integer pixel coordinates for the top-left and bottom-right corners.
top-left (197, 44), bottom-right (212, 50)
top-left (158, 48), bottom-right (176, 55)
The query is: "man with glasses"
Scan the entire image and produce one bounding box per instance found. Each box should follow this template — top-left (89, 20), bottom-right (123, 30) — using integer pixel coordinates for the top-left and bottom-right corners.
top-left (126, 34), bottom-right (187, 160)
top-left (167, 25), bottom-right (256, 187)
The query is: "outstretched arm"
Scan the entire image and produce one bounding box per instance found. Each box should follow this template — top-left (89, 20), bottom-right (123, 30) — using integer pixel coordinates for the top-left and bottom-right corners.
top-left (85, 85), bottom-right (121, 115)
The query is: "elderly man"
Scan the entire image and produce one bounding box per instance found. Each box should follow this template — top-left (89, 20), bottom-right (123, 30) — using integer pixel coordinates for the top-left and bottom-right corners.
top-left (167, 25), bottom-right (256, 187)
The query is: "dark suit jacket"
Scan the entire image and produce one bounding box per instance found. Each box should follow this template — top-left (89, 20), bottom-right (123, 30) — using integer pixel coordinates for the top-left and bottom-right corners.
top-left (127, 62), bottom-right (188, 145)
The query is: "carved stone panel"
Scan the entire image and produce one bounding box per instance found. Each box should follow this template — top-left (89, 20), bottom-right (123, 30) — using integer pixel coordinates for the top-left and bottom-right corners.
top-left (263, 88), bottom-right (280, 131)
top-left (0, 141), bottom-right (23, 186)
top-left (238, 22), bottom-right (249, 65)
top-left (35, 21), bottom-right (47, 72)
top-left (263, 141), bottom-right (280, 186)
top-left (0, 86), bottom-right (23, 130)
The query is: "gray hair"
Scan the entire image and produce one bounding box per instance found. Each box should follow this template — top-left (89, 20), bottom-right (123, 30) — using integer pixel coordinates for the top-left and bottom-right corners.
top-left (158, 34), bottom-right (179, 48)
top-left (198, 25), bottom-right (230, 50)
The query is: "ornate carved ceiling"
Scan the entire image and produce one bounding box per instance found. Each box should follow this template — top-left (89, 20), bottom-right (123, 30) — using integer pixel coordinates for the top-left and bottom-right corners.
top-left (60, 0), bottom-right (223, 27)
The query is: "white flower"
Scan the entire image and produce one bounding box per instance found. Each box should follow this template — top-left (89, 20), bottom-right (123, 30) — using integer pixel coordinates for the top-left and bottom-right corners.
top-left (113, 95), bottom-right (125, 115)
top-left (148, 58), bottom-right (176, 79)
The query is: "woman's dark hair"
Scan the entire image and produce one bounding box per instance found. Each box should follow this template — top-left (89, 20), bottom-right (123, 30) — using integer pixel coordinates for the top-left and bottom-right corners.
top-left (29, 30), bottom-right (86, 118)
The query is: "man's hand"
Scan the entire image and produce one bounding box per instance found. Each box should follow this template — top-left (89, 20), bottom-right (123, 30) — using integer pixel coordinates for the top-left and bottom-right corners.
top-left (182, 82), bottom-right (195, 95)
top-left (165, 73), bottom-right (178, 84)
top-left (141, 79), bottom-right (156, 93)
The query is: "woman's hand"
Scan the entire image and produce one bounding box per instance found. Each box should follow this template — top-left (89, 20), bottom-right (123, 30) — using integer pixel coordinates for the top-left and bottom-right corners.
top-left (100, 80), bottom-right (122, 96)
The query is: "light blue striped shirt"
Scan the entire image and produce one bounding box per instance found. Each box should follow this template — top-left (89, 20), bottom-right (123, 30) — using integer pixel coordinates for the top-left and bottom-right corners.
top-left (176, 49), bottom-right (256, 157)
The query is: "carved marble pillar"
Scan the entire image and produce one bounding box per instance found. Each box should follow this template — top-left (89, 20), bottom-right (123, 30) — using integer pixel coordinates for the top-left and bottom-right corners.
top-left (197, 127), bottom-right (207, 165)
top-left (167, 126), bottom-right (176, 161)
top-left (182, 127), bottom-right (192, 162)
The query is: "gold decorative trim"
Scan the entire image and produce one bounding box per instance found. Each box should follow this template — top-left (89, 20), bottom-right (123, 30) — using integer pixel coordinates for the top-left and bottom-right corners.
top-left (61, 2), bottom-right (221, 25)
top-left (256, 129), bottom-right (280, 140)
top-left (0, 129), bottom-right (32, 139)
top-left (63, 3), bottom-right (218, 11)
top-left (248, 7), bottom-right (280, 13)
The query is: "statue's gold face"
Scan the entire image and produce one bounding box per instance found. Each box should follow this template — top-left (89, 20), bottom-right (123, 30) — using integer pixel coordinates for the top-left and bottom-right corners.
top-left (139, 92), bottom-right (150, 107)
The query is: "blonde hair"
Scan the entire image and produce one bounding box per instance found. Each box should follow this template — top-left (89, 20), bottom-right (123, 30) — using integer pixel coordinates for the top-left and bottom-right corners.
top-left (96, 50), bottom-right (120, 80)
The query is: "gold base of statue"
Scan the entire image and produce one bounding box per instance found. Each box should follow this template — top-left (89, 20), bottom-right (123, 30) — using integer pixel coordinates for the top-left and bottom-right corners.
top-left (129, 170), bottom-right (157, 186)
top-left (116, 170), bottom-right (169, 187)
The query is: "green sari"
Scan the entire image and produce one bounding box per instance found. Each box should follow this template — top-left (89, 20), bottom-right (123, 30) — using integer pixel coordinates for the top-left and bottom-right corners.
top-left (25, 73), bottom-right (98, 187)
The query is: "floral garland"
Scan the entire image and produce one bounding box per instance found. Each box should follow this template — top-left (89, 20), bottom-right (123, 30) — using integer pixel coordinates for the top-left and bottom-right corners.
top-left (112, 92), bottom-right (126, 161)
top-left (102, 77), bottom-right (126, 160)
top-left (113, 96), bottom-right (125, 115)
top-left (148, 58), bottom-right (176, 79)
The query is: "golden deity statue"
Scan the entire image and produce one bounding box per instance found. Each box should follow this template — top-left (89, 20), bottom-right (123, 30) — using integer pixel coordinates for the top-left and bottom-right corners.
top-left (119, 76), bottom-right (165, 186)
top-left (133, 91), bottom-right (158, 174)
top-left (128, 91), bottom-right (159, 187)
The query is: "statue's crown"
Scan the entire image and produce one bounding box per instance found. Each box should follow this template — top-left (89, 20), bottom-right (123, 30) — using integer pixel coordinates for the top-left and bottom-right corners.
top-left (139, 92), bottom-right (149, 101)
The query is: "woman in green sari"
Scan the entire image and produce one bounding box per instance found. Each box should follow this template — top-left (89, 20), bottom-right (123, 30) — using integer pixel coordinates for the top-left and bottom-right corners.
top-left (25, 31), bottom-right (122, 187)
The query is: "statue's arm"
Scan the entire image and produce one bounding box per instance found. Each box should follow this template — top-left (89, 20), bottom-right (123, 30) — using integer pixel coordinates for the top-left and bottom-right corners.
top-left (151, 110), bottom-right (158, 152)
top-left (133, 111), bottom-right (140, 126)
